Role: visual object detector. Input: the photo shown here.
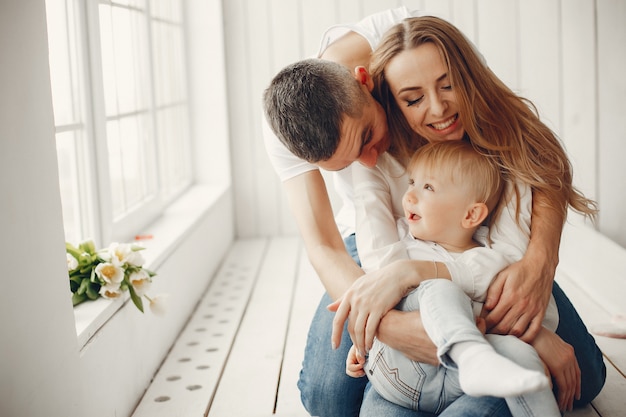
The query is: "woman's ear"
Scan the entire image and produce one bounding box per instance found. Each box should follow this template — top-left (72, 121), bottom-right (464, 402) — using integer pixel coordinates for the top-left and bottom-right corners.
top-left (354, 66), bottom-right (374, 92)
top-left (463, 203), bottom-right (489, 229)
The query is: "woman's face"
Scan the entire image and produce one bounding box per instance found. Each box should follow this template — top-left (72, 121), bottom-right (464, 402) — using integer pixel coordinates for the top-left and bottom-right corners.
top-left (385, 42), bottom-right (465, 143)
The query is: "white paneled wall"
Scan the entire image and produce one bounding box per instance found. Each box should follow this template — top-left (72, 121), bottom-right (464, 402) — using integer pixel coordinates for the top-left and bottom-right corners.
top-left (223, 0), bottom-right (626, 248)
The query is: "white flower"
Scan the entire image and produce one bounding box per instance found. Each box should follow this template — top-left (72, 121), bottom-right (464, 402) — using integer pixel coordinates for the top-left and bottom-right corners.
top-left (99, 282), bottom-right (123, 299)
top-left (66, 253), bottom-right (78, 271)
top-left (94, 262), bottom-right (124, 284)
top-left (125, 248), bottom-right (145, 267)
top-left (148, 294), bottom-right (169, 316)
top-left (129, 269), bottom-right (151, 297)
top-left (106, 242), bottom-right (145, 267)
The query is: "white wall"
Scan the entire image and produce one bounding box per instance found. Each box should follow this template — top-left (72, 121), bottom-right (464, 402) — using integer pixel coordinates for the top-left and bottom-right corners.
top-left (0, 2), bottom-right (82, 415)
top-left (225, 0), bottom-right (626, 248)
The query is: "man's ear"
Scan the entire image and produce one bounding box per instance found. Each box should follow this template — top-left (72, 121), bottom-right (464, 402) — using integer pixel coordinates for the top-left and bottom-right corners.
top-left (354, 66), bottom-right (374, 92)
top-left (463, 203), bottom-right (489, 229)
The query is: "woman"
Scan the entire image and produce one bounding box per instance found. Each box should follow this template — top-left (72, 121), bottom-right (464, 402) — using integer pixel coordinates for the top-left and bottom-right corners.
top-left (331, 15), bottom-right (605, 416)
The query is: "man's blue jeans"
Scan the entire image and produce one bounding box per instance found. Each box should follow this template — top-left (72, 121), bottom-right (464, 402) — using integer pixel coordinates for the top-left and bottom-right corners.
top-left (297, 234), bottom-right (605, 416)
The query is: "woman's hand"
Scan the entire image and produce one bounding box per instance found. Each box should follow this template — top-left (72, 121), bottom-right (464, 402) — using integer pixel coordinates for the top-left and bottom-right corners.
top-left (328, 260), bottom-right (413, 358)
top-left (532, 328), bottom-right (581, 411)
top-left (483, 254), bottom-right (553, 342)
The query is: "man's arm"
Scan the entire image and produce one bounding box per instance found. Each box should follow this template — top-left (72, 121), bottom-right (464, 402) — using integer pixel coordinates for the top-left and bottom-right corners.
top-left (283, 170), bottom-right (363, 300)
top-left (484, 189), bottom-right (564, 341)
top-left (319, 31), bottom-right (372, 69)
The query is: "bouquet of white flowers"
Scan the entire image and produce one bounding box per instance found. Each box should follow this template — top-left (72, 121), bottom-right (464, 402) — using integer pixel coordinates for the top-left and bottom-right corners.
top-left (66, 240), bottom-right (159, 313)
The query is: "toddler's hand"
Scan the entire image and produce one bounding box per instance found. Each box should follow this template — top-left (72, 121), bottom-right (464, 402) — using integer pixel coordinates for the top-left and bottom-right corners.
top-left (346, 345), bottom-right (367, 378)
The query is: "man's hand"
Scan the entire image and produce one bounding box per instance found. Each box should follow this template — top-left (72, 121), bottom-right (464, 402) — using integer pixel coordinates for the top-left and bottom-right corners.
top-left (483, 257), bottom-right (553, 342)
top-left (377, 310), bottom-right (439, 364)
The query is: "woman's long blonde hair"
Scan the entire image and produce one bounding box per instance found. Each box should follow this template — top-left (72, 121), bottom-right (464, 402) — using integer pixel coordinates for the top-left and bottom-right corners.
top-left (370, 16), bottom-right (597, 220)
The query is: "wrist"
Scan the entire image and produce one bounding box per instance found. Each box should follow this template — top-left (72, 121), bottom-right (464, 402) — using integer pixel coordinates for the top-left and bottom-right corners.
top-left (395, 259), bottom-right (425, 296)
top-left (524, 242), bottom-right (558, 278)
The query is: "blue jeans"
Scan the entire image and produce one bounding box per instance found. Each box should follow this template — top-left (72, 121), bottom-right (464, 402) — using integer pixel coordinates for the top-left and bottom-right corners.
top-left (297, 234), bottom-right (605, 416)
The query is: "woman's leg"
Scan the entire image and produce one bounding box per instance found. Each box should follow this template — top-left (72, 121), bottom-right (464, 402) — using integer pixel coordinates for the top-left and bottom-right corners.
top-left (297, 234), bottom-right (367, 417)
top-left (552, 281), bottom-right (606, 405)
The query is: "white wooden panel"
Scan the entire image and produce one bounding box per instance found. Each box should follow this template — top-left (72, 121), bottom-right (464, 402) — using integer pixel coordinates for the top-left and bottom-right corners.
top-left (423, 0), bottom-right (452, 20)
top-left (223, 0), bottom-right (259, 238)
top-left (450, 0), bottom-right (478, 43)
top-left (518, 0), bottom-right (561, 135)
top-left (558, 220), bottom-right (626, 318)
top-left (248, 0), bottom-right (283, 238)
top-left (476, 0), bottom-right (519, 91)
top-left (561, 0), bottom-right (598, 202)
top-left (208, 237), bottom-right (301, 416)
top-left (402, 0), bottom-right (426, 14)
top-left (270, 0), bottom-right (303, 66)
top-left (597, 0), bottom-right (626, 248)
top-left (301, 0), bottom-right (340, 57)
top-left (336, 0), bottom-right (363, 25)
top-left (363, 0), bottom-right (392, 16)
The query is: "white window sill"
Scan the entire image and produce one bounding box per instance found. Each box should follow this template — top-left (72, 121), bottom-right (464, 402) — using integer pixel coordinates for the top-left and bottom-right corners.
top-left (73, 183), bottom-right (229, 348)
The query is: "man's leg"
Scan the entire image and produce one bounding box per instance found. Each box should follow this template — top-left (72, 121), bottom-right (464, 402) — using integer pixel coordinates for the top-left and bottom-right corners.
top-left (360, 383), bottom-right (512, 417)
top-left (297, 234), bottom-right (367, 417)
top-left (297, 293), bottom-right (368, 417)
top-left (552, 281), bottom-right (606, 405)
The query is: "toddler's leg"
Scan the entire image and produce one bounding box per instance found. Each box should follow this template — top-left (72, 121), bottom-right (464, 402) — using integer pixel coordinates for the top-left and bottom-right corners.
top-left (416, 280), bottom-right (549, 398)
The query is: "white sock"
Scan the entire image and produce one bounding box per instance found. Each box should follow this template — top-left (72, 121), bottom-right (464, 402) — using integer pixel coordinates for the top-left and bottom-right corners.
top-left (450, 342), bottom-right (549, 398)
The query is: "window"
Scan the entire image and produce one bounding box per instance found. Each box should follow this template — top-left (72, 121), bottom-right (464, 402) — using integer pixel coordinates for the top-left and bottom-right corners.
top-left (45, 0), bottom-right (192, 245)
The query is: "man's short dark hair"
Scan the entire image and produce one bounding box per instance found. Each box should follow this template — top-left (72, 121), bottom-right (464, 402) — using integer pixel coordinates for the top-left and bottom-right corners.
top-left (263, 58), bottom-right (366, 163)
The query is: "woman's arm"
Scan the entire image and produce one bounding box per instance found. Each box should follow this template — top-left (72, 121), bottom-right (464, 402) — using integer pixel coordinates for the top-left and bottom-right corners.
top-left (484, 188), bottom-right (563, 341)
top-left (531, 327), bottom-right (581, 411)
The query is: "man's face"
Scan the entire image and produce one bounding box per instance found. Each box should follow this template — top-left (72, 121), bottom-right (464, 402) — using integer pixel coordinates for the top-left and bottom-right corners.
top-left (317, 87), bottom-right (390, 171)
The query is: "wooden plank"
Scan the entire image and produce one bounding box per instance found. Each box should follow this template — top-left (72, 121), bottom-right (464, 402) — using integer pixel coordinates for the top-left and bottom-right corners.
top-left (275, 249), bottom-right (324, 415)
top-left (556, 228), bottom-right (626, 417)
top-left (591, 363), bottom-right (626, 417)
top-left (208, 237), bottom-right (301, 416)
top-left (131, 238), bottom-right (268, 417)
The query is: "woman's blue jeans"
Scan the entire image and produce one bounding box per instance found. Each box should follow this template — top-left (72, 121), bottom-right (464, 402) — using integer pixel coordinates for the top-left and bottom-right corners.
top-left (297, 234), bottom-right (605, 416)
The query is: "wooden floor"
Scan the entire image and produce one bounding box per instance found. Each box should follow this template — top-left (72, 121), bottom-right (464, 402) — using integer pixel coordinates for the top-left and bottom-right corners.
top-left (132, 222), bottom-right (626, 417)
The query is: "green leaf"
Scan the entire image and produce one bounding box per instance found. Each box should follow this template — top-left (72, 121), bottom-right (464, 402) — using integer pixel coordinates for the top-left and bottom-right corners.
top-left (85, 282), bottom-right (100, 300)
top-left (79, 240), bottom-right (96, 254)
top-left (72, 292), bottom-right (87, 306)
top-left (65, 242), bottom-right (82, 259)
top-left (127, 283), bottom-right (144, 313)
top-left (77, 278), bottom-right (90, 296)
